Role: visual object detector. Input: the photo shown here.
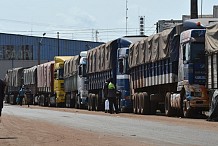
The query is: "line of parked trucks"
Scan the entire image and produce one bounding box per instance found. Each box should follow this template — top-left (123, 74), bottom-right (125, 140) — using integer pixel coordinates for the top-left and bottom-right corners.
top-left (4, 18), bottom-right (218, 118)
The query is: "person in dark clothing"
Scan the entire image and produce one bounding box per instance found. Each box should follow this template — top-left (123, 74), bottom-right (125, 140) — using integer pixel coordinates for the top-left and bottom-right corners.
top-left (25, 87), bottom-right (32, 107)
top-left (103, 79), bottom-right (109, 99)
top-left (0, 79), bottom-right (6, 118)
top-left (19, 85), bottom-right (25, 106)
top-left (107, 78), bottom-right (118, 114)
top-left (103, 79), bottom-right (110, 113)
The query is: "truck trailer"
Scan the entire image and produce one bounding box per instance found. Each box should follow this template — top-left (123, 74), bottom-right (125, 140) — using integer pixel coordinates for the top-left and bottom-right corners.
top-left (86, 36), bottom-right (146, 112)
top-left (23, 66), bottom-right (37, 105)
top-left (53, 56), bottom-right (73, 107)
top-left (205, 23), bottom-right (218, 120)
top-left (64, 51), bottom-right (88, 108)
top-left (128, 19), bottom-right (216, 117)
top-left (5, 67), bottom-right (26, 104)
top-left (37, 61), bottom-right (55, 106)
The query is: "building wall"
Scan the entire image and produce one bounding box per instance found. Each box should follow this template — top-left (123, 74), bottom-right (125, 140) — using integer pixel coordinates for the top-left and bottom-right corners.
top-left (0, 33), bottom-right (103, 79)
top-left (214, 5), bottom-right (218, 18)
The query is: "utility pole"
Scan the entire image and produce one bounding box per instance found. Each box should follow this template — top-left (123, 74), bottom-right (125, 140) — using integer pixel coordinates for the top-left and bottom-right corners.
top-left (95, 30), bottom-right (99, 42)
top-left (139, 16), bottom-right (145, 36)
top-left (126, 0), bottom-right (128, 36)
top-left (57, 32), bottom-right (60, 56)
top-left (38, 33), bottom-right (46, 65)
top-left (190, 0), bottom-right (198, 19)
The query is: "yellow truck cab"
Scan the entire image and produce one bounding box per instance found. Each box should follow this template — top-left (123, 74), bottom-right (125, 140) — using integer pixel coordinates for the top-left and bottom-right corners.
top-left (54, 56), bottom-right (73, 107)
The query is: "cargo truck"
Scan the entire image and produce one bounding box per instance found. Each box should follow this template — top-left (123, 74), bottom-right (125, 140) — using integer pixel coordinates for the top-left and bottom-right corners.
top-left (205, 23), bottom-right (218, 119)
top-left (5, 67), bottom-right (26, 104)
top-left (23, 66), bottom-right (37, 104)
top-left (64, 51), bottom-right (88, 108)
top-left (128, 19), bottom-right (216, 117)
top-left (53, 56), bottom-right (73, 107)
top-left (30, 56), bottom-right (72, 107)
top-left (86, 36), bottom-right (146, 112)
top-left (37, 61), bottom-right (55, 106)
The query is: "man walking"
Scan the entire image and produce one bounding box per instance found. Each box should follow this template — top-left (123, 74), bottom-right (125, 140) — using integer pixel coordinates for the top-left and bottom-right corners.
top-left (19, 85), bottom-right (25, 106)
top-left (0, 79), bottom-right (6, 120)
top-left (107, 78), bottom-right (118, 114)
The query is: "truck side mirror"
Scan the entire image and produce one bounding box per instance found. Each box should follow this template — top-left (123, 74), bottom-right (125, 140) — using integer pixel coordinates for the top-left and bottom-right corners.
top-left (78, 65), bottom-right (82, 76)
top-left (118, 59), bottom-right (124, 74)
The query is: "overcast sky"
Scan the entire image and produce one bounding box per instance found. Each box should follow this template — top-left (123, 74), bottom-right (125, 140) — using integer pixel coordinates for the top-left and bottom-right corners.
top-left (0, 0), bottom-right (217, 42)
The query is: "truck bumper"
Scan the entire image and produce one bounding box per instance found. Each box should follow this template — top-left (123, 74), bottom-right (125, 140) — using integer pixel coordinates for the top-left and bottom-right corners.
top-left (189, 99), bottom-right (209, 110)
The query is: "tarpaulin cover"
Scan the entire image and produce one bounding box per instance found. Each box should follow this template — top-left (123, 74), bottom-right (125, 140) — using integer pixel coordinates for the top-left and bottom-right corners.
top-left (23, 66), bottom-right (37, 85)
top-left (87, 42), bottom-right (112, 73)
top-left (7, 67), bottom-right (24, 87)
top-left (63, 55), bottom-right (79, 78)
top-left (129, 24), bottom-right (184, 68)
top-left (37, 61), bottom-right (54, 88)
top-left (205, 23), bottom-right (218, 53)
top-left (128, 28), bottom-right (173, 68)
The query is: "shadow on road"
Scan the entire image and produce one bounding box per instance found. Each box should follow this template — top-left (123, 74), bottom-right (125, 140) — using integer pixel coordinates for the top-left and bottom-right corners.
top-left (0, 137), bottom-right (17, 139)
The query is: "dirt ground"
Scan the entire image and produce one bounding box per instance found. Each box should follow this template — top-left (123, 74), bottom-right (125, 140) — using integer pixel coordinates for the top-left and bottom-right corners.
top-left (1, 105), bottom-right (218, 146)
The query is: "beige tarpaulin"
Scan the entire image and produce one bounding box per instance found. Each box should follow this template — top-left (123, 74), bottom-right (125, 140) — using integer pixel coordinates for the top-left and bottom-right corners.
top-left (205, 23), bottom-right (218, 53)
top-left (87, 41), bottom-right (112, 73)
top-left (23, 66), bottom-right (37, 85)
top-left (129, 28), bottom-right (173, 68)
top-left (63, 56), bottom-right (79, 78)
top-left (37, 61), bottom-right (54, 88)
top-left (7, 67), bottom-right (24, 87)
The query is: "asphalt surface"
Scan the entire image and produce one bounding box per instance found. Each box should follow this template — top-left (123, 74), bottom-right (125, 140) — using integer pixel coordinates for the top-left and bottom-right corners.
top-left (3, 104), bottom-right (218, 146)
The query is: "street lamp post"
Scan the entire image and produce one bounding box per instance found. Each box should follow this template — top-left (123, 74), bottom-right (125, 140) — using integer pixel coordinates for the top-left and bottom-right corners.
top-left (38, 33), bottom-right (46, 65)
top-left (57, 32), bottom-right (60, 56)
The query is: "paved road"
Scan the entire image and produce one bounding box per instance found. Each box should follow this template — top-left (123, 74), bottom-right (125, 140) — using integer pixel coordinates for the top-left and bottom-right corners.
top-left (3, 104), bottom-right (218, 146)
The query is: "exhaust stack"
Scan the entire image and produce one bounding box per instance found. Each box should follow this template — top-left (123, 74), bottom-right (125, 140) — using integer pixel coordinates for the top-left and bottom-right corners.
top-left (190, 0), bottom-right (198, 19)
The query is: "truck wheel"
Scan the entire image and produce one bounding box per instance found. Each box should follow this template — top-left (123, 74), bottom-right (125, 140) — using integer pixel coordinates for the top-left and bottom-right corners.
top-left (140, 94), bottom-right (145, 114)
top-left (48, 95), bottom-right (51, 107)
top-left (95, 94), bottom-right (99, 111)
top-left (165, 92), bottom-right (174, 117)
top-left (91, 94), bottom-right (95, 111)
top-left (133, 94), bottom-right (137, 114)
top-left (87, 94), bottom-right (91, 111)
top-left (75, 95), bottom-right (80, 109)
top-left (141, 92), bottom-right (150, 115)
top-left (137, 93), bottom-right (142, 114)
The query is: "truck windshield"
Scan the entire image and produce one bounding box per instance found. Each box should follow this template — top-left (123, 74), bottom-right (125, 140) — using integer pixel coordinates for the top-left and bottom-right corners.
top-left (58, 68), bottom-right (64, 80)
top-left (190, 42), bottom-right (205, 63)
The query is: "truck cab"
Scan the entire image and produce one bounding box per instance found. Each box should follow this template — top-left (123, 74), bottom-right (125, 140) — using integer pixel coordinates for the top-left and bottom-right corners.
top-left (54, 56), bottom-right (73, 107)
top-left (177, 29), bottom-right (209, 117)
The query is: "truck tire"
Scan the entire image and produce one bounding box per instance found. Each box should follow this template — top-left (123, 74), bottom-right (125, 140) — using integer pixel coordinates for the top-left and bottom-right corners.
top-left (95, 94), bottom-right (99, 111)
top-left (137, 93), bottom-right (142, 114)
top-left (139, 93), bottom-right (143, 114)
top-left (133, 94), bottom-right (137, 114)
top-left (165, 92), bottom-right (174, 117)
top-left (74, 95), bottom-right (79, 109)
top-left (48, 94), bottom-right (51, 107)
top-left (87, 94), bottom-right (91, 111)
top-left (141, 92), bottom-right (150, 115)
top-left (91, 94), bottom-right (96, 111)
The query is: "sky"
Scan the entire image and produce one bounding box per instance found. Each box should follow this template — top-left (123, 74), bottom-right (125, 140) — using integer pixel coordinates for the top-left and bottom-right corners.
top-left (0, 0), bottom-right (217, 42)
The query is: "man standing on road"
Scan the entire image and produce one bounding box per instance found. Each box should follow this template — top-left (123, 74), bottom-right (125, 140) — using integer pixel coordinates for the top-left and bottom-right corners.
top-left (0, 79), bottom-right (6, 120)
top-left (25, 87), bottom-right (31, 107)
top-left (107, 78), bottom-right (118, 114)
top-left (19, 85), bottom-right (25, 106)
